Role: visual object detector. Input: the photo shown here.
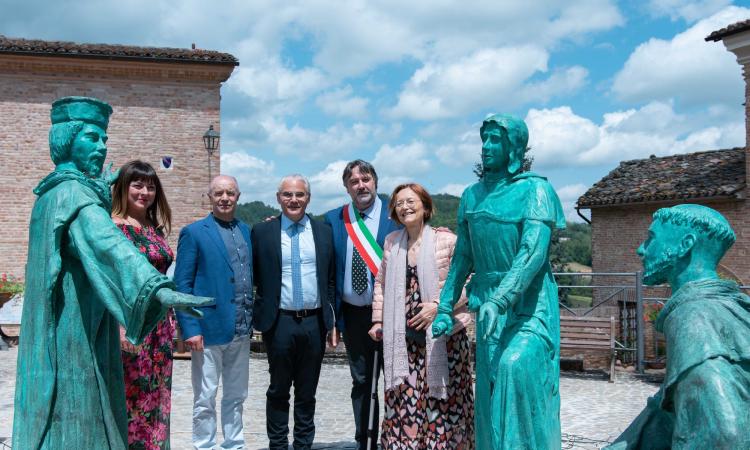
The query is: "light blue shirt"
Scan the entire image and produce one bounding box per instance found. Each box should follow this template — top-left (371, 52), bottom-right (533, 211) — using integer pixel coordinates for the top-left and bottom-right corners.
top-left (343, 196), bottom-right (381, 306)
top-left (280, 214), bottom-right (320, 310)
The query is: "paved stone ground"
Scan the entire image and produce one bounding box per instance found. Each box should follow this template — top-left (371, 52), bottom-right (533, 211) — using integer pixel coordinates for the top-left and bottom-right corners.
top-left (0, 346), bottom-right (659, 449)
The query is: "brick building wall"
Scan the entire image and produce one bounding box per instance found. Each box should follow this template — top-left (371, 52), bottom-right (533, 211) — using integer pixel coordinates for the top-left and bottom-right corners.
top-left (581, 199), bottom-right (749, 368)
top-left (590, 199), bottom-right (750, 284)
top-left (0, 54), bottom-right (235, 278)
top-left (744, 61), bottom-right (749, 164)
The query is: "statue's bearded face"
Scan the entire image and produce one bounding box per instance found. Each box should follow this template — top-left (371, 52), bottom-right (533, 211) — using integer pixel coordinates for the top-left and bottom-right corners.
top-left (70, 123), bottom-right (108, 177)
top-left (481, 122), bottom-right (509, 172)
top-left (637, 220), bottom-right (680, 286)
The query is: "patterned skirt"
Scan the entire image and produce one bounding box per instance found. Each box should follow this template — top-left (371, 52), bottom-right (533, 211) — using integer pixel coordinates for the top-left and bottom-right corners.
top-left (122, 314), bottom-right (175, 450)
top-left (381, 330), bottom-right (475, 449)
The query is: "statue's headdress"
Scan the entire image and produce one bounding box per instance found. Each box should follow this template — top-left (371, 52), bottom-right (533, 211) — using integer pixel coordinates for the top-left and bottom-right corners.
top-left (50, 96), bottom-right (112, 129)
top-left (480, 113), bottom-right (529, 174)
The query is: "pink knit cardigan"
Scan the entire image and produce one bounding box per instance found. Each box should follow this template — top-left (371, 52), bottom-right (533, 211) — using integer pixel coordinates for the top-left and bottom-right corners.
top-left (372, 227), bottom-right (472, 332)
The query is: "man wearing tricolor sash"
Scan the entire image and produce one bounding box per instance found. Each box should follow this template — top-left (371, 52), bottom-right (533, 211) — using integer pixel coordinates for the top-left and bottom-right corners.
top-left (324, 160), bottom-right (400, 450)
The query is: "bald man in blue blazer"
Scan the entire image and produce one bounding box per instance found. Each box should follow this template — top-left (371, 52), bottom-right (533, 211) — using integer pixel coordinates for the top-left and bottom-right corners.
top-left (175, 175), bottom-right (253, 450)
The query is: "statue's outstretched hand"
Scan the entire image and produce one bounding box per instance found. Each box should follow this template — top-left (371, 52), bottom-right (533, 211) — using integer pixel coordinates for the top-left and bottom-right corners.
top-left (432, 313), bottom-right (454, 337)
top-left (102, 162), bottom-right (120, 186)
top-left (156, 289), bottom-right (214, 318)
top-left (479, 302), bottom-right (500, 340)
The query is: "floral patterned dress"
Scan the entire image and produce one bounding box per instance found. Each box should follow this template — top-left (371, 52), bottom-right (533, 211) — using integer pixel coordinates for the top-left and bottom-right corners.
top-left (117, 224), bottom-right (175, 450)
top-left (381, 264), bottom-right (475, 450)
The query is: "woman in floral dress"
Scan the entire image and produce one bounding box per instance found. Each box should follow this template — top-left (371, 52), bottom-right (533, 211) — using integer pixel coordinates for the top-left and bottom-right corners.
top-left (370, 183), bottom-right (475, 449)
top-left (112, 160), bottom-right (175, 450)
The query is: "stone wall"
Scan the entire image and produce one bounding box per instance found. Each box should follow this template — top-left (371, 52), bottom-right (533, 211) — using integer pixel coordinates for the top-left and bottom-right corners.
top-left (0, 55), bottom-right (234, 278)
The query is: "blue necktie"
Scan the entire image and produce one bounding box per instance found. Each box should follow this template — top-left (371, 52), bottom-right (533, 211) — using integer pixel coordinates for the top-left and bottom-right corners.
top-left (291, 222), bottom-right (303, 310)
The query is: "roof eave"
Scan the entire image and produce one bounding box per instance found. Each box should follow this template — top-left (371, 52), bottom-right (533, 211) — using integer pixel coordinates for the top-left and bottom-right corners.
top-left (577, 193), bottom-right (744, 210)
top-left (0, 49), bottom-right (239, 66)
top-left (705, 20), bottom-right (750, 41)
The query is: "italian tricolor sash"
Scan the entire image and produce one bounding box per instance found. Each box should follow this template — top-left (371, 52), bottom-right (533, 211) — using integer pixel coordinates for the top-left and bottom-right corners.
top-left (343, 203), bottom-right (383, 276)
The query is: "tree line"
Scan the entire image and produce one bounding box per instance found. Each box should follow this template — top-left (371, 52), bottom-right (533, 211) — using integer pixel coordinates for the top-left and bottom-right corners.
top-left (235, 193), bottom-right (592, 269)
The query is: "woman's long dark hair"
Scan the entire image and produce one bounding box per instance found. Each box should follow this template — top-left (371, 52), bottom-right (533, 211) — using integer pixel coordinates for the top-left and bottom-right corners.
top-left (111, 160), bottom-right (172, 235)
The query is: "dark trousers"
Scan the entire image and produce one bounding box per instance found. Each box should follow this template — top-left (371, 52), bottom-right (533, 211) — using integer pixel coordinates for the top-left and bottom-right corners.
top-left (342, 302), bottom-right (383, 450)
top-left (263, 312), bottom-right (326, 450)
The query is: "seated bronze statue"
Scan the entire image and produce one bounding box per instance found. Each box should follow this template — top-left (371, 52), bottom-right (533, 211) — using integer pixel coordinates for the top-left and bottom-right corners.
top-left (607, 204), bottom-right (750, 449)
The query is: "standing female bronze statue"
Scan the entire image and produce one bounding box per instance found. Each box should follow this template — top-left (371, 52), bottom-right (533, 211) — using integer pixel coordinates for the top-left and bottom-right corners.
top-left (433, 114), bottom-right (565, 449)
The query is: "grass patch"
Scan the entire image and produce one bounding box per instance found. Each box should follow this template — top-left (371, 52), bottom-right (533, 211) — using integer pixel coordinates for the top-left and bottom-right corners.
top-left (567, 295), bottom-right (592, 308)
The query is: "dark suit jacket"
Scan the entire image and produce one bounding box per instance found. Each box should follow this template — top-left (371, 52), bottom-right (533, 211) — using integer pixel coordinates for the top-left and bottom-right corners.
top-left (324, 200), bottom-right (400, 331)
top-left (174, 214), bottom-right (253, 346)
top-left (251, 214), bottom-right (335, 333)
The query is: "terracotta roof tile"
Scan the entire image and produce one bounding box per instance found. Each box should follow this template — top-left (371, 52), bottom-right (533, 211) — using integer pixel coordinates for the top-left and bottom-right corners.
top-left (577, 148), bottom-right (746, 208)
top-left (0, 35), bottom-right (238, 65)
top-left (706, 19), bottom-right (750, 41)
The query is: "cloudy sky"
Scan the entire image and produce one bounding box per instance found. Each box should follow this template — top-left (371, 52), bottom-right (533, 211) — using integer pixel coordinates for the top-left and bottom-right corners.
top-left (2, 0), bottom-right (748, 220)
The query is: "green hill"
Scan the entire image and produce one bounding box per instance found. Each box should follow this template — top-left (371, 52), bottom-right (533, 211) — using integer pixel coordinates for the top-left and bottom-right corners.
top-left (235, 201), bottom-right (281, 226)
top-left (235, 193), bottom-right (592, 269)
top-left (428, 193), bottom-right (591, 269)
top-left (430, 193), bottom-right (461, 230)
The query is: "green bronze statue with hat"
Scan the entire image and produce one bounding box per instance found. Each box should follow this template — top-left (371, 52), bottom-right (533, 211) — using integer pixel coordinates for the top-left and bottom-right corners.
top-left (12, 96), bottom-right (212, 450)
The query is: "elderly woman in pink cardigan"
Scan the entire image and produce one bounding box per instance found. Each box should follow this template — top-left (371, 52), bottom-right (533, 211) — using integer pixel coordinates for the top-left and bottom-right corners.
top-left (368, 183), bottom-right (474, 450)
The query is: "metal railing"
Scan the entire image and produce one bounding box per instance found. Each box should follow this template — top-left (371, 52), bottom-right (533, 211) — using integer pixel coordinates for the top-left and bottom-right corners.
top-left (554, 271), bottom-right (646, 373)
top-left (637, 284), bottom-right (750, 369)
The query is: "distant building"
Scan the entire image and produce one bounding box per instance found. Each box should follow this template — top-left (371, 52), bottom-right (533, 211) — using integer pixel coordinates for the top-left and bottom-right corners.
top-left (0, 36), bottom-right (238, 278)
top-left (577, 19), bottom-right (750, 285)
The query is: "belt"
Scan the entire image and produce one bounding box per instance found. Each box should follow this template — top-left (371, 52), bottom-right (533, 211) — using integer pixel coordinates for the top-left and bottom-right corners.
top-left (279, 308), bottom-right (321, 318)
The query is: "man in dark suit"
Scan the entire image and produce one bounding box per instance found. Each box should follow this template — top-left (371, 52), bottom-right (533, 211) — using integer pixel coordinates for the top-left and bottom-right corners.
top-left (252, 174), bottom-right (336, 450)
top-left (324, 160), bottom-right (399, 450)
top-left (174, 175), bottom-right (253, 450)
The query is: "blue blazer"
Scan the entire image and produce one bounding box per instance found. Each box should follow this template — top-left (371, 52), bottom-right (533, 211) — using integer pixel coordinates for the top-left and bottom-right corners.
top-left (324, 200), bottom-right (400, 331)
top-left (174, 214), bottom-right (253, 346)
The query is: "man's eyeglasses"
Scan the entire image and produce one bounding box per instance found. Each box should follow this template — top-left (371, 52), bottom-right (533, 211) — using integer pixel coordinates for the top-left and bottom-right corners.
top-left (280, 191), bottom-right (308, 200)
top-left (395, 199), bottom-right (418, 209)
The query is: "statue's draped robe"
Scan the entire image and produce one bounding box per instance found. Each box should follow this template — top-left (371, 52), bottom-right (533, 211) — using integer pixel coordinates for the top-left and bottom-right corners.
top-left (13, 170), bottom-right (174, 450)
top-left (608, 279), bottom-right (750, 450)
top-left (447, 172), bottom-right (565, 449)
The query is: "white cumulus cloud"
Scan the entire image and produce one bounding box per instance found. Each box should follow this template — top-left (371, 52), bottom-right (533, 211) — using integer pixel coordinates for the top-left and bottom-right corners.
top-left (555, 183), bottom-right (589, 222)
top-left (307, 160), bottom-right (351, 212)
top-left (371, 141), bottom-right (433, 193)
top-left (261, 119), bottom-right (375, 160)
top-left (228, 61), bottom-right (330, 116)
top-left (526, 102), bottom-right (744, 168)
top-left (437, 183), bottom-right (470, 197)
top-left (390, 46), bottom-right (587, 121)
top-left (611, 6), bottom-right (748, 106)
top-left (315, 86), bottom-right (370, 119)
top-left (220, 151), bottom-right (278, 206)
top-left (435, 129), bottom-right (482, 168)
top-left (526, 107), bottom-right (601, 166)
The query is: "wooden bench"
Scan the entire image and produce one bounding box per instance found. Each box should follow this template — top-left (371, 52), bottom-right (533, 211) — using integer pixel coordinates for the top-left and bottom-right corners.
top-left (560, 315), bottom-right (616, 382)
